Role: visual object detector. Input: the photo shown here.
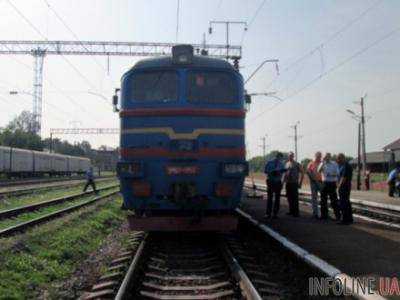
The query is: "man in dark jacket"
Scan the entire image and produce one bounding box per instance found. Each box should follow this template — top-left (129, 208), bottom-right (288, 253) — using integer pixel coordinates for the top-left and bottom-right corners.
top-left (264, 152), bottom-right (286, 219)
top-left (83, 167), bottom-right (98, 194)
top-left (387, 163), bottom-right (400, 197)
top-left (337, 153), bottom-right (353, 225)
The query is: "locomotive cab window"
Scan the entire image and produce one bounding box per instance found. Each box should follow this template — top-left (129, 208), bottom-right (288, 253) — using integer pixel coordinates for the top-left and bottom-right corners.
top-left (187, 71), bottom-right (238, 104)
top-left (128, 70), bottom-right (178, 102)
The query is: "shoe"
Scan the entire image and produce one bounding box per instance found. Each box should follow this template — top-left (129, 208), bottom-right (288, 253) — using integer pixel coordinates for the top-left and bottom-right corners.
top-left (264, 214), bottom-right (271, 219)
top-left (320, 217), bottom-right (328, 221)
top-left (311, 215), bottom-right (320, 220)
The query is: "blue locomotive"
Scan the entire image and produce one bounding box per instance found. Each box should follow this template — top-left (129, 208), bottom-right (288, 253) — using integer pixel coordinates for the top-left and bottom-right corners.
top-left (114, 45), bottom-right (248, 231)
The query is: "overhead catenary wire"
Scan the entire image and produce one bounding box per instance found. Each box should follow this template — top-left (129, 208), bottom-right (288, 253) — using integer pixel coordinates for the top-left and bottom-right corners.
top-left (262, 0), bottom-right (385, 88)
top-left (240, 0), bottom-right (268, 45)
top-left (7, 0), bottom-right (107, 105)
top-left (42, 0), bottom-right (107, 74)
top-left (0, 40), bottom-right (101, 125)
top-left (250, 81), bottom-right (400, 153)
top-left (248, 24), bottom-right (400, 123)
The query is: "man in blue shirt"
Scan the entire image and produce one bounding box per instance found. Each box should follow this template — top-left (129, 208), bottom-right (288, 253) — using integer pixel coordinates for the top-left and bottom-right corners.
top-left (337, 153), bottom-right (353, 224)
top-left (83, 167), bottom-right (98, 194)
top-left (264, 152), bottom-right (286, 219)
top-left (387, 163), bottom-right (400, 197)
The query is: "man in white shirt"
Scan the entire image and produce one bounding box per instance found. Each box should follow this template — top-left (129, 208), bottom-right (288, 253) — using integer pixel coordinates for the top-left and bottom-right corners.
top-left (318, 153), bottom-right (341, 220)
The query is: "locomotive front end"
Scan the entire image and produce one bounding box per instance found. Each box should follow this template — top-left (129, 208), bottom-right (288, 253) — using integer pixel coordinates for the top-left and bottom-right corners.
top-left (117, 45), bottom-right (247, 231)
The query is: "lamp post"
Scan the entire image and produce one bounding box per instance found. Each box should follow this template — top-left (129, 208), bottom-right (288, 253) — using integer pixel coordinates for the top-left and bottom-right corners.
top-left (346, 109), bottom-right (362, 190)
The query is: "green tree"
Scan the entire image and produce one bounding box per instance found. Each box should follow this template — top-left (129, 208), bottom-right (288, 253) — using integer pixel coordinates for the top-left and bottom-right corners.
top-left (6, 110), bottom-right (38, 133)
top-left (0, 111), bottom-right (43, 150)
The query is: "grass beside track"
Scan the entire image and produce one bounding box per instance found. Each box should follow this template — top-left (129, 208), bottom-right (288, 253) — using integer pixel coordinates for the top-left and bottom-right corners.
top-left (0, 179), bottom-right (117, 211)
top-left (0, 187), bottom-right (119, 230)
top-left (0, 194), bottom-right (126, 299)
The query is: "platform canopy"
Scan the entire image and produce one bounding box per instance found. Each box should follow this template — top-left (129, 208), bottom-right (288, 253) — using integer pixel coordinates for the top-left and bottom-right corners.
top-left (383, 138), bottom-right (400, 151)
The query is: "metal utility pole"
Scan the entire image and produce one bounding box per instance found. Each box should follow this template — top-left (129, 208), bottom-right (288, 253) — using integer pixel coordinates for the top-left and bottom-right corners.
top-left (360, 96), bottom-right (367, 175)
top-left (32, 49), bottom-right (45, 135)
top-left (290, 122), bottom-right (301, 160)
top-left (346, 95), bottom-right (368, 190)
top-left (259, 135), bottom-right (267, 160)
top-left (347, 95), bottom-right (368, 177)
top-left (208, 21), bottom-right (247, 60)
top-left (357, 122), bottom-right (362, 190)
top-left (0, 40), bottom-right (241, 136)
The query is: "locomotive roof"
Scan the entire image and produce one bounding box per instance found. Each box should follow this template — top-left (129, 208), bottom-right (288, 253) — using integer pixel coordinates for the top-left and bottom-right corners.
top-left (128, 55), bottom-right (236, 72)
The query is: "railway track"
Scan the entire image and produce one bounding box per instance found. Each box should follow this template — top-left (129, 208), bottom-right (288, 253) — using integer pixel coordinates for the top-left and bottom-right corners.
top-left (84, 227), bottom-right (320, 299)
top-left (0, 175), bottom-right (101, 187)
top-left (0, 176), bottom-right (116, 199)
top-left (0, 183), bottom-right (119, 221)
top-left (244, 182), bottom-right (400, 227)
top-left (0, 187), bottom-right (119, 238)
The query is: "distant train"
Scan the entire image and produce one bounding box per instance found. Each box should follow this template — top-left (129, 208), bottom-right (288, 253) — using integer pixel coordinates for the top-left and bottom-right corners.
top-left (115, 45), bottom-right (248, 231)
top-left (0, 146), bottom-right (91, 177)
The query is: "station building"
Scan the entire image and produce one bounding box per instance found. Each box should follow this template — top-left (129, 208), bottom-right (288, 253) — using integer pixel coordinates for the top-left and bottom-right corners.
top-left (349, 138), bottom-right (400, 173)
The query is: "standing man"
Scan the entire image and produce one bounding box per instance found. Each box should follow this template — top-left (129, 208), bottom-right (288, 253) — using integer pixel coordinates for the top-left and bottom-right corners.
top-left (365, 169), bottom-right (371, 191)
top-left (318, 153), bottom-right (341, 220)
top-left (307, 151), bottom-right (323, 219)
top-left (264, 152), bottom-right (286, 219)
top-left (337, 153), bottom-right (354, 224)
top-left (387, 163), bottom-right (400, 197)
top-left (284, 152), bottom-right (304, 217)
top-left (83, 166), bottom-right (98, 194)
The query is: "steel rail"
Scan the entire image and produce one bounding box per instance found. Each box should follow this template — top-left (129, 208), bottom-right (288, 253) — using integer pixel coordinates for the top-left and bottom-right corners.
top-left (114, 235), bottom-right (148, 300)
top-left (0, 189), bottom-right (119, 238)
top-left (0, 176), bottom-right (115, 198)
top-left (236, 208), bottom-right (386, 300)
top-left (0, 175), bottom-right (113, 187)
top-left (220, 241), bottom-right (262, 300)
top-left (0, 184), bottom-right (119, 220)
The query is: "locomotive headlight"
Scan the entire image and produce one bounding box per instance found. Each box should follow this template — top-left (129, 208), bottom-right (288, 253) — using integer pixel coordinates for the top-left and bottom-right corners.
top-left (222, 163), bottom-right (248, 177)
top-left (172, 45), bottom-right (193, 65)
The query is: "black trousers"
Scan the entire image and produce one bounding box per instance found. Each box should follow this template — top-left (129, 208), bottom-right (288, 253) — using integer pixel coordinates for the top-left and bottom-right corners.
top-left (286, 182), bottom-right (299, 216)
top-left (266, 180), bottom-right (282, 216)
top-left (339, 186), bottom-right (353, 222)
top-left (83, 179), bottom-right (97, 193)
top-left (320, 182), bottom-right (341, 220)
top-left (388, 180), bottom-right (395, 197)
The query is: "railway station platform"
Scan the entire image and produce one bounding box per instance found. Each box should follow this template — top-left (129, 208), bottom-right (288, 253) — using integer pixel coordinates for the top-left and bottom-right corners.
top-left (241, 189), bottom-right (400, 281)
top-left (247, 176), bottom-right (400, 207)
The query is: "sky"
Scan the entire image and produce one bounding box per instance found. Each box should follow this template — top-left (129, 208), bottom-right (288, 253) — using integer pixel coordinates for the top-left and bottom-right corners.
top-left (0, 0), bottom-right (399, 160)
